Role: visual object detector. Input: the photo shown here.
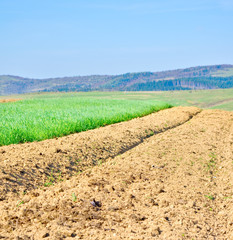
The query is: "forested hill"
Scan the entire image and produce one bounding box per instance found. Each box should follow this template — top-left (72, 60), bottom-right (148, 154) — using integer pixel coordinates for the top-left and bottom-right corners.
top-left (1, 64), bottom-right (233, 95)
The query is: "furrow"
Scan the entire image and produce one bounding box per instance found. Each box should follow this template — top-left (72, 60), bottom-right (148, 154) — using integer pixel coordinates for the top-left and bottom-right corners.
top-left (0, 106), bottom-right (201, 201)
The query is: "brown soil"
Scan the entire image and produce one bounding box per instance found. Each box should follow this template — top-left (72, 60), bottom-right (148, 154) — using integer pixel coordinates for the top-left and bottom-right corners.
top-left (0, 107), bottom-right (232, 239)
top-left (0, 106), bottom-right (200, 201)
top-left (0, 99), bottom-right (21, 103)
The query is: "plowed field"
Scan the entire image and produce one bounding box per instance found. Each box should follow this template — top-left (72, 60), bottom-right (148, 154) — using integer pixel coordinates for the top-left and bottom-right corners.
top-left (0, 99), bottom-right (21, 103)
top-left (0, 107), bottom-right (232, 239)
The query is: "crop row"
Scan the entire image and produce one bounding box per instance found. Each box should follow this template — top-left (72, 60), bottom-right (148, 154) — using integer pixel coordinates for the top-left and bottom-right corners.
top-left (0, 97), bottom-right (171, 146)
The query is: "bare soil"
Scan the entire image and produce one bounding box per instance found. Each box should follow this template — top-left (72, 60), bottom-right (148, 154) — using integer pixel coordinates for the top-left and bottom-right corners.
top-left (0, 99), bottom-right (21, 103)
top-left (0, 107), bottom-right (232, 239)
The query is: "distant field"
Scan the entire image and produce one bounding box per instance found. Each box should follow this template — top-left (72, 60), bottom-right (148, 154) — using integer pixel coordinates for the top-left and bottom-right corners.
top-left (0, 96), bottom-right (171, 146)
top-left (49, 89), bottom-right (232, 111)
top-left (9, 88), bottom-right (231, 110)
top-left (212, 67), bottom-right (233, 77)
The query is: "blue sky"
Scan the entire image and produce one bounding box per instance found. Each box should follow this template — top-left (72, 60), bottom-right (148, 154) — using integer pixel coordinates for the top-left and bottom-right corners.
top-left (0, 0), bottom-right (233, 78)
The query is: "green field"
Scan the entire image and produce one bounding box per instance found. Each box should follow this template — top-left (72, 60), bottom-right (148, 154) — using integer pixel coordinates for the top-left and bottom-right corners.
top-left (50, 89), bottom-right (232, 111)
top-left (1, 88), bottom-right (232, 146)
top-left (0, 96), bottom-right (171, 146)
top-left (212, 67), bottom-right (233, 77)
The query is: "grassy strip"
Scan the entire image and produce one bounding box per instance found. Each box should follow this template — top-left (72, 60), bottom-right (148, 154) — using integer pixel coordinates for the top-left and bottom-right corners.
top-left (0, 96), bottom-right (171, 146)
top-left (2, 88), bottom-right (233, 111)
top-left (20, 89), bottom-right (233, 110)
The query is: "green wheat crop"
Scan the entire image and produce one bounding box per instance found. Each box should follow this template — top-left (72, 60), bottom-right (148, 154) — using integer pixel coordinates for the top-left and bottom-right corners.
top-left (0, 95), bottom-right (171, 146)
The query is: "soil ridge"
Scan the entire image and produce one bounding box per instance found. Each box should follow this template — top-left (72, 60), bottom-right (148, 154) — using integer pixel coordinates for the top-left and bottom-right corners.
top-left (0, 108), bottom-right (232, 239)
top-left (0, 107), bottom-right (200, 201)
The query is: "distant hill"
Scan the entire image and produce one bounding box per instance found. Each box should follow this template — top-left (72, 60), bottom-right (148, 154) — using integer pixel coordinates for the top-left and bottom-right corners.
top-left (1, 64), bottom-right (233, 95)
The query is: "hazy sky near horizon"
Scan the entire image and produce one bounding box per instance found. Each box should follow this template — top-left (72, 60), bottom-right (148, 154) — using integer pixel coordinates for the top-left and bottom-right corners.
top-left (0, 0), bottom-right (233, 78)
